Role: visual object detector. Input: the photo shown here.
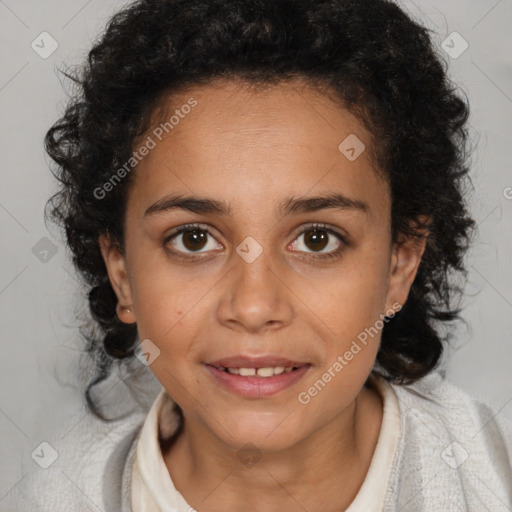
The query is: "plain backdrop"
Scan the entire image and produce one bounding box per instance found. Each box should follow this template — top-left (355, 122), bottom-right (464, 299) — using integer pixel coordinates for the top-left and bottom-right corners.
top-left (1, 0), bottom-right (511, 502)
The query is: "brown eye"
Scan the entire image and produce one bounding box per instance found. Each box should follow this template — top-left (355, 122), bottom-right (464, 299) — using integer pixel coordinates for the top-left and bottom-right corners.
top-left (303, 229), bottom-right (329, 252)
top-left (165, 224), bottom-right (222, 256)
top-left (181, 229), bottom-right (208, 251)
top-left (290, 224), bottom-right (346, 261)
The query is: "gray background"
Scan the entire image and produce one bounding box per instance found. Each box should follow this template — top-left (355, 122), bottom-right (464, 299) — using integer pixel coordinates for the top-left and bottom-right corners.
top-left (1, 0), bottom-right (511, 503)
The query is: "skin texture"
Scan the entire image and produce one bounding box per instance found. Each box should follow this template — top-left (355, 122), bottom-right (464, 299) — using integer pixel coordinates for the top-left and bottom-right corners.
top-left (100, 78), bottom-right (427, 511)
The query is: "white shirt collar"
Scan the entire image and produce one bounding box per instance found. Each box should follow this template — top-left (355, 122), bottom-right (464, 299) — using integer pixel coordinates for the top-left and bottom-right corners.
top-left (131, 388), bottom-right (191, 512)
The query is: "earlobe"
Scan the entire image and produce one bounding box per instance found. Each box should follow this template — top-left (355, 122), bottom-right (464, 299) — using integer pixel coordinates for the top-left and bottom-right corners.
top-left (98, 233), bottom-right (136, 324)
top-left (115, 303), bottom-right (135, 324)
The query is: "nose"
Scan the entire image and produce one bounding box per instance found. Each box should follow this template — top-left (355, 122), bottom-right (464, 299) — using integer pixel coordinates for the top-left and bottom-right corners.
top-left (216, 246), bottom-right (294, 334)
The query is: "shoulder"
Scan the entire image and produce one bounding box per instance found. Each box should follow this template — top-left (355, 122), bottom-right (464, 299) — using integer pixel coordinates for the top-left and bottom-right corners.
top-left (2, 362), bottom-right (162, 511)
top-left (383, 372), bottom-right (512, 511)
top-left (2, 409), bottom-right (144, 511)
top-left (392, 371), bottom-right (512, 454)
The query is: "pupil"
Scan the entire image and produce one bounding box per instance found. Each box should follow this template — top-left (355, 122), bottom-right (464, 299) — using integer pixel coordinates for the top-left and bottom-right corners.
top-left (305, 229), bottom-right (328, 251)
top-left (183, 229), bottom-right (207, 251)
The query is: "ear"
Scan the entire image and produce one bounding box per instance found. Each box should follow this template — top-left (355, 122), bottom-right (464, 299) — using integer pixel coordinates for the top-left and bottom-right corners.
top-left (384, 217), bottom-right (430, 312)
top-left (99, 233), bottom-right (136, 324)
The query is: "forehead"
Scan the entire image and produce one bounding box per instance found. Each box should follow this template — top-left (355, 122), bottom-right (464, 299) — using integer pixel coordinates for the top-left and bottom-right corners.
top-left (128, 78), bottom-right (390, 221)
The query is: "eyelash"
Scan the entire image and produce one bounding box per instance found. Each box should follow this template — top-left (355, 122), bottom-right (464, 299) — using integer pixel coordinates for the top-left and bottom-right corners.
top-left (163, 222), bottom-right (348, 262)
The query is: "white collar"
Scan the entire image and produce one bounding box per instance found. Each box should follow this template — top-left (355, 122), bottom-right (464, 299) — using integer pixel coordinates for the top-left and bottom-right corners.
top-left (131, 388), bottom-right (190, 512)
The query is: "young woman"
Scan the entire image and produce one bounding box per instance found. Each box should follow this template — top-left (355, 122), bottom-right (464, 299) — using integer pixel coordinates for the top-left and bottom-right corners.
top-left (9, 0), bottom-right (512, 510)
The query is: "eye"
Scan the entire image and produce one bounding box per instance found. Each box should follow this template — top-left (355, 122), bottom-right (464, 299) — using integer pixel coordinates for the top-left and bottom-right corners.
top-left (164, 223), bottom-right (222, 257)
top-left (290, 223), bottom-right (346, 261)
top-left (163, 222), bottom-right (348, 261)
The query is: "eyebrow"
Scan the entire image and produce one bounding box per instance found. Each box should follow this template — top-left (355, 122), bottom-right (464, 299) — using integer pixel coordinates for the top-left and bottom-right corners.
top-left (143, 192), bottom-right (368, 218)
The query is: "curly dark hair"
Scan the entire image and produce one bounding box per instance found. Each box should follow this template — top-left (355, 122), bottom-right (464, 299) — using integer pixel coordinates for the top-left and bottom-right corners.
top-left (45, 0), bottom-right (475, 421)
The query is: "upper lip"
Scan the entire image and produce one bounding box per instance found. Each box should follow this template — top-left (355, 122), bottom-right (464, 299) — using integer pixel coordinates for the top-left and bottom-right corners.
top-left (206, 355), bottom-right (310, 369)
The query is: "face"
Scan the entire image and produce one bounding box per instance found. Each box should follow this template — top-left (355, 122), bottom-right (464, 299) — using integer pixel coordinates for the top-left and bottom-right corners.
top-left (101, 78), bottom-right (425, 452)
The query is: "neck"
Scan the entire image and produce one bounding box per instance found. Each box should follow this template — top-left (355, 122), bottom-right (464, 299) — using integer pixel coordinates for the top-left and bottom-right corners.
top-left (162, 383), bottom-right (383, 512)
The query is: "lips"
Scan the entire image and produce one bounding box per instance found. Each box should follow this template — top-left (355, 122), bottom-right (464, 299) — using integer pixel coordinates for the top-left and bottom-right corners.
top-left (205, 362), bottom-right (311, 398)
top-left (204, 355), bottom-right (312, 397)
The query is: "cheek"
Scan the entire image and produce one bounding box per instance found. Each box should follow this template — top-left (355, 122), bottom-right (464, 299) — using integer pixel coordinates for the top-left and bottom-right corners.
top-left (131, 279), bottom-right (208, 391)
top-left (127, 251), bottom-right (207, 349)
top-left (305, 247), bottom-right (390, 339)
top-left (297, 272), bottom-right (386, 415)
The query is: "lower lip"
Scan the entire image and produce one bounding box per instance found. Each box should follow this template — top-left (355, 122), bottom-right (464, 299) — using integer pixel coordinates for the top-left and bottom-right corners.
top-left (204, 364), bottom-right (311, 398)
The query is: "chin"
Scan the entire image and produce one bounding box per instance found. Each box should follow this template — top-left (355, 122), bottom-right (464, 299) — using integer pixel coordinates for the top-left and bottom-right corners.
top-left (212, 414), bottom-right (306, 454)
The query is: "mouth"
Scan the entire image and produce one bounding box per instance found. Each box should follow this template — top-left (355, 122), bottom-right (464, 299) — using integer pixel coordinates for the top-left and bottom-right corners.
top-left (208, 365), bottom-right (304, 377)
top-left (204, 356), bottom-right (311, 398)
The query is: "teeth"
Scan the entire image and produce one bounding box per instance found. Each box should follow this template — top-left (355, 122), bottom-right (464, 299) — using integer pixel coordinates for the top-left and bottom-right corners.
top-left (239, 368), bottom-right (256, 376)
top-left (256, 367), bottom-right (274, 377)
top-left (224, 366), bottom-right (294, 377)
